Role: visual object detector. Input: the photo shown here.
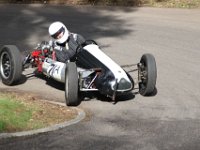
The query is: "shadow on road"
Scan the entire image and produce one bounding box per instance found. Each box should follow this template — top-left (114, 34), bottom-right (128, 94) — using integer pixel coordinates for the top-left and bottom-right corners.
top-left (0, 4), bottom-right (136, 51)
top-left (34, 74), bottom-right (136, 103)
top-left (79, 90), bottom-right (136, 103)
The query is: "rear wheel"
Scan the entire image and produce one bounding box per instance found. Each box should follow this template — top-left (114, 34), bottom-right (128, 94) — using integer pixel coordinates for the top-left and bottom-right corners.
top-left (0, 45), bottom-right (22, 85)
top-left (65, 62), bottom-right (80, 106)
top-left (138, 53), bottom-right (157, 96)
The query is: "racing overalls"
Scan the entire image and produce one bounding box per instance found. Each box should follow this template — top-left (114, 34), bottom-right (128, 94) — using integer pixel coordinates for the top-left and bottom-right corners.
top-left (53, 33), bottom-right (85, 63)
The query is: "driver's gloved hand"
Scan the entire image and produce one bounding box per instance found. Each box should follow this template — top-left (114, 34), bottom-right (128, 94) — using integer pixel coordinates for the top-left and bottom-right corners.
top-left (48, 40), bottom-right (55, 51)
top-left (53, 44), bottom-right (63, 51)
top-left (48, 40), bottom-right (53, 46)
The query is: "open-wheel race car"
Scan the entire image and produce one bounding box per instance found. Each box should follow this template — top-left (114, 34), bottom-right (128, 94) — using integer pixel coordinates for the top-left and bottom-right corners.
top-left (0, 41), bottom-right (157, 106)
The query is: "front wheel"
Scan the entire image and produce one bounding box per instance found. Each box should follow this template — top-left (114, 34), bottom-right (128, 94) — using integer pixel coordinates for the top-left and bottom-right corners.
top-left (65, 62), bottom-right (80, 106)
top-left (0, 45), bottom-right (22, 85)
top-left (138, 53), bottom-right (157, 96)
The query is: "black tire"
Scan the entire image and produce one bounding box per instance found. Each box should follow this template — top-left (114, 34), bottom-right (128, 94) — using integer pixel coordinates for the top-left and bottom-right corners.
top-left (65, 62), bottom-right (80, 106)
top-left (139, 53), bottom-right (157, 96)
top-left (0, 45), bottom-right (22, 85)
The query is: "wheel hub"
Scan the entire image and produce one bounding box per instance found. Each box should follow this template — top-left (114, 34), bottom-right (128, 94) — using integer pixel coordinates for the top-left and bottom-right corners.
top-left (0, 52), bottom-right (11, 79)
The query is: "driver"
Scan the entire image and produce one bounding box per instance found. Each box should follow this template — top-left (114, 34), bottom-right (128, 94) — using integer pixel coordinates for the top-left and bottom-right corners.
top-left (48, 21), bottom-right (86, 62)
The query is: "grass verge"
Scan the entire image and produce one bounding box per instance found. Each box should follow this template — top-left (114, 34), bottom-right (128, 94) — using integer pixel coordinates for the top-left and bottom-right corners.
top-left (0, 91), bottom-right (77, 133)
top-left (0, 95), bottom-right (32, 132)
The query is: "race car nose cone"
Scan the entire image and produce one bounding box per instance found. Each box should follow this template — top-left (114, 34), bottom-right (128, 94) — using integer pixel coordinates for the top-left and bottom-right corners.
top-left (117, 78), bottom-right (133, 91)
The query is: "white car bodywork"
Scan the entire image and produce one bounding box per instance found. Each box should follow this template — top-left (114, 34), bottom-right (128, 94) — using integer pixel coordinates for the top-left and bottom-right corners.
top-left (41, 44), bottom-right (133, 96)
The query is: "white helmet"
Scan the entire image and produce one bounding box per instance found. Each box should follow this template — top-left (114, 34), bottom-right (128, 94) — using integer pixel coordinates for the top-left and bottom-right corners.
top-left (48, 21), bottom-right (69, 44)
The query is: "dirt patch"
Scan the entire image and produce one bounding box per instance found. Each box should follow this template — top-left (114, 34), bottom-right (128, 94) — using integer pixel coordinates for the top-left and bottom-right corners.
top-left (0, 89), bottom-right (80, 133)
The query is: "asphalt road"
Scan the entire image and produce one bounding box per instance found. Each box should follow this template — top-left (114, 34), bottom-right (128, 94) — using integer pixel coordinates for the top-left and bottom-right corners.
top-left (0, 4), bottom-right (200, 150)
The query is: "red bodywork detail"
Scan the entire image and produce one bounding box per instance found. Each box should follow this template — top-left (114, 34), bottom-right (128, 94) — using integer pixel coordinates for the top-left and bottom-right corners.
top-left (31, 49), bottom-right (49, 72)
